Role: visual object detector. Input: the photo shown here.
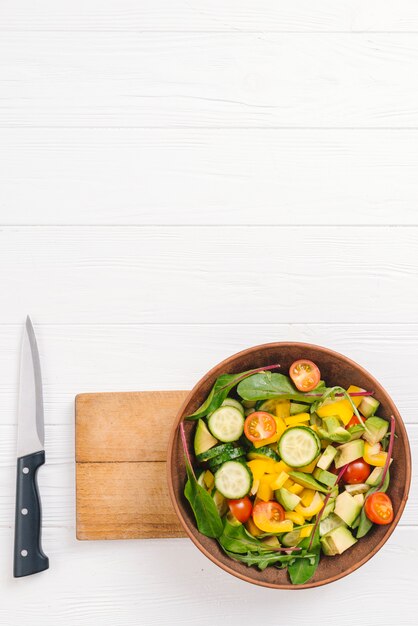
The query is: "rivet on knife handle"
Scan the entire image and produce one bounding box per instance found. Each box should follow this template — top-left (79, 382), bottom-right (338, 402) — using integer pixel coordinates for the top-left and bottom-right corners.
top-left (14, 451), bottom-right (49, 577)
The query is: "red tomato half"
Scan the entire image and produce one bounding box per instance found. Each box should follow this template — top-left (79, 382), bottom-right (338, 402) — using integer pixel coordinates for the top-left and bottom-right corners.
top-left (244, 412), bottom-right (276, 442)
top-left (228, 497), bottom-right (253, 523)
top-left (365, 492), bottom-right (394, 525)
top-left (342, 459), bottom-right (371, 484)
top-left (289, 360), bottom-right (321, 392)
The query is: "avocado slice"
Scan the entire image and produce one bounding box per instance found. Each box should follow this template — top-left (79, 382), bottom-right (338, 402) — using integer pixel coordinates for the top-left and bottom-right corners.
top-left (275, 487), bottom-right (302, 511)
top-left (363, 416), bottom-right (389, 445)
top-left (313, 467), bottom-right (338, 488)
top-left (319, 512), bottom-right (346, 537)
top-left (194, 419), bottom-right (219, 456)
top-left (358, 396), bottom-right (380, 418)
top-left (320, 525), bottom-right (357, 555)
top-left (346, 423), bottom-right (365, 440)
top-left (290, 402), bottom-right (310, 416)
top-left (334, 439), bottom-right (364, 469)
top-left (316, 445), bottom-right (337, 471)
top-left (319, 415), bottom-right (351, 443)
top-left (288, 471), bottom-right (330, 494)
top-left (334, 491), bottom-right (363, 526)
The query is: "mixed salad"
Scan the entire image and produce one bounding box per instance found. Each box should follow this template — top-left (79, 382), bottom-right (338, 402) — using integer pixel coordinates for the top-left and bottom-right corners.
top-left (181, 360), bottom-right (395, 585)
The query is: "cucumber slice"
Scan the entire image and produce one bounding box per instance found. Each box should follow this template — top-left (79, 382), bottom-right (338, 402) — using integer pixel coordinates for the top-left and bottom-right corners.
top-left (278, 426), bottom-right (321, 468)
top-left (208, 406), bottom-right (244, 443)
top-left (222, 398), bottom-right (245, 416)
top-left (214, 461), bottom-right (253, 499)
top-left (207, 446), bottom-right (246, 471)
top-left (247, 445), bottom-right (279, 462)
top-left (196, 443), bottom-right (235, 463)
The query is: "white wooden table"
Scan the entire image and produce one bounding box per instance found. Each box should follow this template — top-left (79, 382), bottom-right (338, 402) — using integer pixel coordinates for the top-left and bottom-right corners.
top-left (0, 1), bottom-right (417, 624)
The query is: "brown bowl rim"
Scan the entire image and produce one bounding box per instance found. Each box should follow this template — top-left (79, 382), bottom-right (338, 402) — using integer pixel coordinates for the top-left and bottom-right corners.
top-left (167, 341), bottom-right (412, 589)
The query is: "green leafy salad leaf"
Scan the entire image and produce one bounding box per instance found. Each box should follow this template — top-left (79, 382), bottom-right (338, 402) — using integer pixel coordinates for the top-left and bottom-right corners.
top-left (287, 528), bottom-right (321, 585)
top-left (237, 371), bottom-right (326, 403)
top-left (183, 458), bottom-right (224, 539)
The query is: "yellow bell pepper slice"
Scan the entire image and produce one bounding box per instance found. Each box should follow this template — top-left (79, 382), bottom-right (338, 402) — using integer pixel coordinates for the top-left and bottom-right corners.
top-left (253, 518), bottom-right (293, 533)
top-left (347, 385), bottom-right (365, 408)
top-left (250, 479), bottom-right (260, 496)
top-left (245, 517), bottom-right (263, 537)
top-left (288, 483), bottom-right (304, 495)
top-left (284, 511), bottom-right (305, 526)
top-left (363, 442), bottom-right (387, 467)
top-left (317, 399), bottom-right (353, 426)
top-left (295, 492), bottom-right (324, 518)
top-left (203, 470), bottom-right (214, 490)
top-left (247, 459), bottom-right (275, 480)
top-left (270, 471), bottom-right (289, 490)
top-left (300, 488), bottom-right (316, 507)
top-left (257, 478), bottom-right (274, 502)
top-left (283, 478), bottom-right (295, 489)
top-left (300, 524), bottom-right (314, 538)
top-left (273, 460), bottom-right (292, 474)
top-left (297, 456), bottom-right (320, 474)
top-left (253, 415), bottom-right (287, 447)
top-left (284, 412), bottom-right (310, 427)
top-left (275, 400), bottom-right (291, 419)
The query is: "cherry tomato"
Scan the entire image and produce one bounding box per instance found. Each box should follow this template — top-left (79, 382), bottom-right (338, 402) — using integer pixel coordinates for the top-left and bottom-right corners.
top-left (365, 492), bottom-right (394, 525)
top-left (289, 359), bottom-right (321, 392)
top-left (228, 497), bottom-right (253, 523)
top-left (347, 414), bottom-right (365, 428)
top-left (342, 459), bottom-right (371, 484)
top-left (252, 501), bottom-right (285, 533)
top-left (244, 412), bottom-right (276, 442)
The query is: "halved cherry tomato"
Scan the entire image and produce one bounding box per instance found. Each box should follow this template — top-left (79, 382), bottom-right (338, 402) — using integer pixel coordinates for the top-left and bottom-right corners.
top-left (365, 492), bottom-right (394, 525)
top-left (244, 412), bottom-right (276, 442)
top-left (342, 459), bottom-right (371, 484)
top-left (289, 360), bottom-right (321, 392)
top-left (228, 497), bottom-right (253, 523)
top-left (252, 500), bottom-right (285, 533)
top-left (347, 414), bottom-right (365, 428)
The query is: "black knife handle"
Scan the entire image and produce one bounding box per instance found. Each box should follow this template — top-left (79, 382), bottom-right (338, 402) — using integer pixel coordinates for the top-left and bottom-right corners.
top-left (14, 451), bottom-right (49, 577)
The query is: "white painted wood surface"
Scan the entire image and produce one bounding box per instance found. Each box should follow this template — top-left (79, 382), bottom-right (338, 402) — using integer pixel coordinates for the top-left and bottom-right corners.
top-left (0, 2), bottom-right (417, 624)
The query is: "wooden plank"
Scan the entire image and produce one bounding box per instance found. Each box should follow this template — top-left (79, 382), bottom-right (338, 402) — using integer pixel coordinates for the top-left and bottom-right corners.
top-left (0, 226), bottom-right (417, 324)
top-left (76, 391), bottom-right (188, 462)
top-left (1, 1), bottom-right (418, 32)
top-left (0, 526), bottom-right (417, 625)
top-left (0, 323), bottom-right (417, 434)
top-left (2, 128), bottom-right (418, 225)
top-left (2, 33), bottom-right (418, 128)
top-left (76, 462), bottom-right (186, 539)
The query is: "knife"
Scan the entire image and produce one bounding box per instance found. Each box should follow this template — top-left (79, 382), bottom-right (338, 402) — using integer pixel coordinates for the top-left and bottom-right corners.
top-left (14, 316), bottom-right (49, 577)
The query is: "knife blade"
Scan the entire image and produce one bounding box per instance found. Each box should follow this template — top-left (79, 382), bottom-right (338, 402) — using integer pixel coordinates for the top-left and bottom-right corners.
top-left (14, 316), bottom-right (49, 577)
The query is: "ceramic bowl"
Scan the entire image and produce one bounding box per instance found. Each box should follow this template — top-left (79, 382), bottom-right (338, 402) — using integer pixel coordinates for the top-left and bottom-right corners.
top-left (167, 342), bottom-right (411, 589)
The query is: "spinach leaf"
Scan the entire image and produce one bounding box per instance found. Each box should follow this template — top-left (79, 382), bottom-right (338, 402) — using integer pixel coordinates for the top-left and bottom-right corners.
top-left (183, 457), bottom-right (223, 538)
top-left (237, 371), bottom-right (325, 403)
top-left (356, 470), bottom-right (391, 539)
top-left (222, 549), bottom-right (300, 571)
top-left (219, 519), bottom-right (276, 554)
top-left (287, 529), bottom-right (321, 585)
top-left (186, 364), bottom-right (280, 419)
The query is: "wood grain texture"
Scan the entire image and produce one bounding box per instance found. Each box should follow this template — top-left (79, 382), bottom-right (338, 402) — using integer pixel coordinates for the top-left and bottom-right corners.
top-left (3, 33), bottom-right (418, 128)
top-left (76, 462), bottom-right (186, 539)
top-left (0, 227), bottom-right (417, 324)
top-left (76, 391), bottom-right (188, 462)
top-left (2, 128), bottom-right (418, 225)
top-left (75, 391), bottom-right (188, 539)
top-left (0, 526), bottom-right (417, 626)
top-left (1, 1), bottom-right (418, 33)
top-left (1, 324), bottom-right (417, 426)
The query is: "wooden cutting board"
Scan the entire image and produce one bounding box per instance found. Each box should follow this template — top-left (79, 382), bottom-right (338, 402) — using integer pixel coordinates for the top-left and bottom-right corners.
top-left (75, 391), bottom-right (189, 540)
